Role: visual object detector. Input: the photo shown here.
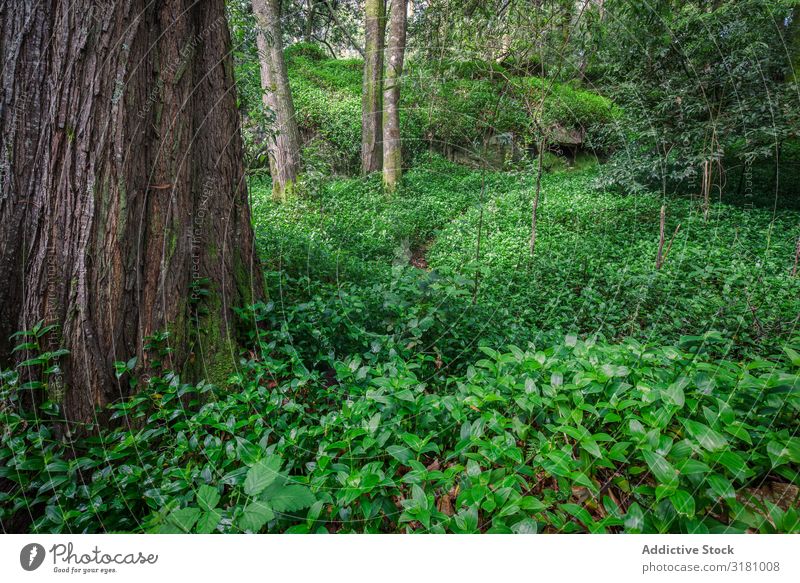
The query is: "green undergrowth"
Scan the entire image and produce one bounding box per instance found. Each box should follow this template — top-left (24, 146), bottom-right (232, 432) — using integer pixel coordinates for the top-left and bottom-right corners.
top-left (251, 156), bottom-right (800, 362)
top-left (2, 326), bottom-right (799, 533)
top-left (276, 46), bottom-right (617, 174)
top-left (3, 158), bottom-right (799, 535)
top-left (429, 169), bottom-right (800, 356)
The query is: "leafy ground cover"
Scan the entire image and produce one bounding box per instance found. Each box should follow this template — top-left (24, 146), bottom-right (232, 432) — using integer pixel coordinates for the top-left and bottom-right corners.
top-left (252, 156), bottom-right (800, 363)
top-left (3, 158), bottom-right (798, 534)
top-left (2, 324), bottom-right (799, 533)
top-left (3, 3), bottom-right (798, 539)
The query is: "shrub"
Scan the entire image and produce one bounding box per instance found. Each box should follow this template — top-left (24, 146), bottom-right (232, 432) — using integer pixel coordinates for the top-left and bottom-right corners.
top-left (284, 41), bottom-right (330, 63)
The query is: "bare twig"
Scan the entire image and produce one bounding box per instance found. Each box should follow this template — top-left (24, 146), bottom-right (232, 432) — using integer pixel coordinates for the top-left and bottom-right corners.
top-left (656, 205), bottom-right (666, 269)
top-left (473, 81), bottom-right (511, 304)
top-left (531, 137), bottom-right (545, 255)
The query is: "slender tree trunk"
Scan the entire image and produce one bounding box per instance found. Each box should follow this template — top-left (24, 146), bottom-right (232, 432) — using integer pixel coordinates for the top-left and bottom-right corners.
top-left (656, 205), bottom-right (666, 269)
top-left (530, 138), bottom-right (546, 255)
top-left (361, 0), bottom-right (385, 174)
top-left (382, 0), bottom-right (407, 192)
top-left (304, 0), bottom-right (317, 42)
top-left (0, 0), bottom-right (263, 423)
top-left (253, 0), bottom-right (302, 201)
top-left (701, 158), bottom-right (712, 220)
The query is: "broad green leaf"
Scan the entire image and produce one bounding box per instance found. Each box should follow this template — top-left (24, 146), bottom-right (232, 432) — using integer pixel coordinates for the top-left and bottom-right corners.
top-left (670, 490), bottom-right (695, 517)
top-left (767, 441), bottom-right (792, 467)
top-left (386, 445), bottom-right (413, 464)
top-left (711, 451), bottom-right (750, 481)
top-left (267, 485), bottom-right (316, 513)
top-left (707, 474), bottom-right (735, 500)
top-left (512, 518), bottom-right (538, 534)
top-left (642, 450), bottom-right (679, 487)
top-left (662, 380), bottom-right (685, 407)
top-left (236, 438), bottom-right (263, 465)
top-left (561, 503), bottom-right (594, 528)
top-left (624, 503), bottom-right (644, 533)
top-left (556, 424), bottom-right (590, 441)
top-left (723, 424), bottom-right (753, 445)
top-left (239, 500), bottom-right (275, 532)
top-left (676, 458), bottom-right (711, 475)
top-left (519, 496), bottom-right (548, 511)
top-left (366, 413), bottom-right (381, 434)
top-left (243, 455), bottom-right (283, 496)
top-left (683, 419), bottom-right (728, 452)
top-left (580, 438), bottom-right (602, 459)
top-left (453, 506), bottom-right (479, 533)
top-left (196, 484), bottom-right (220, 512)
top-left (783, 346), bottom-right (800, 368)
top-left (195, 509), bottom-right (221, 534)
top-left (37, 474), bottom-right (70, 494)
top-left (168, 507), bottom-right (201, 533)
top-left (395, 389), bottom-right (415, 402)
top-left (786, 438), bottom-right (800, 464)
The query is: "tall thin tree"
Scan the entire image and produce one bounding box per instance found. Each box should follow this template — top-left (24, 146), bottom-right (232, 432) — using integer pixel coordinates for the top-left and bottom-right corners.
top-left (361, 0), bottom-right (385, 174)
top-left (382, 0), bottom-right (408, 192)
top-left (253, 0), bottom-right (302, 201)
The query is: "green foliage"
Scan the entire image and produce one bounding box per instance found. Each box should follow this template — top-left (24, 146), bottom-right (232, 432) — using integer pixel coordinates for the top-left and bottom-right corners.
top-left (287, 54), bottom-right (365, 174)
top-left (429, 166), bottom-right (800, 356)
top-left (285, 41), bottom-right (330, 63)
top-left (4, 160), bottom-right (799, 534)
top-left (234, 42), bottom-right (618, 175)
top-left (5, 0), bottom-right (799, 539)
top-left (250, 154), bottom-right (504, 269)
top-left (3, 328), bottom-right (799, 533)
top-left (595, 0), bottom-right (798, 195)
top-left (438, 58), bottom-right (509, 80)
top-left (4, 320), bottom-right (68, 403)
top-left (512, 77), bottom-right (620, 136)
top-left (251, 157), bottom-right (800, 359)
top-left (404, 64), bottom-right (618, 162)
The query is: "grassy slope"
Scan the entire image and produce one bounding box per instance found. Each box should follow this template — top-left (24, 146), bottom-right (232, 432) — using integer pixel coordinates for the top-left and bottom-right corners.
top-left (283, 47), bottom-right (618, 175)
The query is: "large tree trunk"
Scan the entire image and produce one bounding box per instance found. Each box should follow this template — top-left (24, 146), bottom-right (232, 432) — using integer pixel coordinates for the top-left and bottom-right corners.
top-left (361, 0), bottom-right (385, 175)
top-left (253, 0), bottom-right (302, 202)
top-left (0, 1), bottom-right (262, 423)
top-left (382, 0), bottom-right (407, 192)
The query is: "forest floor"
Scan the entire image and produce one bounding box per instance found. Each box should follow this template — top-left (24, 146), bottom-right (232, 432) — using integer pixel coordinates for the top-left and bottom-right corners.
top-left (250, 154), bottom-right (800, 364)
top-left (5, 156), bottom-right (799, 535)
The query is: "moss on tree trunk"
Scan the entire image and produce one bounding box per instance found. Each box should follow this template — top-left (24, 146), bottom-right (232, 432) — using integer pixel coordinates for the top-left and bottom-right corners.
top-left (0, 0), bottom-right (263, 423)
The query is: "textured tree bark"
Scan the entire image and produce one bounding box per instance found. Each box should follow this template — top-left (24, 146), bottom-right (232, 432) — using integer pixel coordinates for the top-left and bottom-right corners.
top-left (361, 0), bottom-right (385, 175)
top-left (382, 0), bottom-right (407, 192)
top-left (253, 0), bottom-right (302, 202)
top-left (0, 1), bottom-right (263, 423)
